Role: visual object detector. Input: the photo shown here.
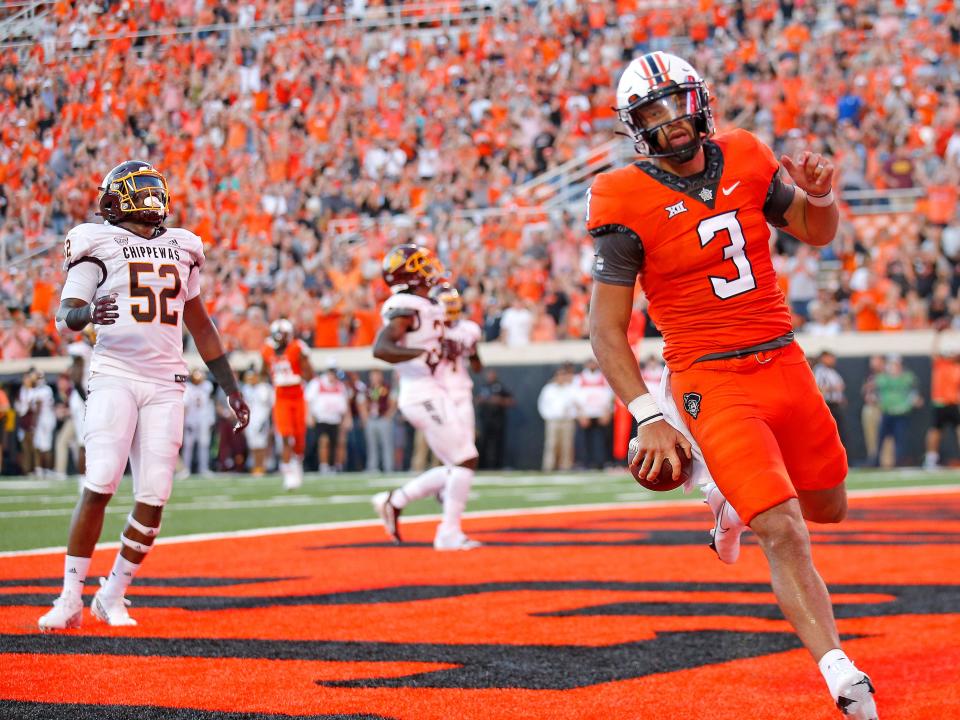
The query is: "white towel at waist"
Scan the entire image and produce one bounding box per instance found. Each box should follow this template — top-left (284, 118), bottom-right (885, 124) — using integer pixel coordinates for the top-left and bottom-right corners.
top-left (656, 365), bottom-right (714, 494)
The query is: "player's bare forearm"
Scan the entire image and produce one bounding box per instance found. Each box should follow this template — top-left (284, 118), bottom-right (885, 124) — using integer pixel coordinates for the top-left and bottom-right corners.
top-left (469, 353), bottom-right (483, 374)
top-left (588, 282), bottom-right (649, 404)
top-left (183, 296), bottom-right (227, 361)
top-left (780, 189), bottom-right (839, 247)
top-left (300, 350), bottom-right (315, 381)
top-left (373, 318), bottom-right (424, 364)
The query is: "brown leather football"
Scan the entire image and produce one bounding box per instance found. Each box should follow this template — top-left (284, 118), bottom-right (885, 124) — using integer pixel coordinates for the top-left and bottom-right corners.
top-left (627, 436), bottom-right (691, 491)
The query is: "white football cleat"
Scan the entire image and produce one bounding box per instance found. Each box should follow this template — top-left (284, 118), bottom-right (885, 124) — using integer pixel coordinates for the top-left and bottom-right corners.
top-left (704, 482), bottom-right (745, 564)
top-left (282, 470), bottom-right (302, 491)
top-left (433, 531), bottom-right (482, 551)
top-left (834, 671), bottom-right (878, 719)
top-left (91, 578), bottom-right (137, 627)
top-left (372, 491), bottom-right (402, 544)
top-left (38, 591), bottom-right (83, 632)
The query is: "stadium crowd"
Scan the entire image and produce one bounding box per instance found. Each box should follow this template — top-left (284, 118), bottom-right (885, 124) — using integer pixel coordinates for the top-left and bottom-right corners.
top-left (0, 1), bottom-right (959, 358)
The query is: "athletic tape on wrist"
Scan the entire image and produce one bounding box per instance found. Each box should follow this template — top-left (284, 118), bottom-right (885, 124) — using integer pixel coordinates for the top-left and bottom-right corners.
top-left (127, 513), bottom-right (160, 537)
top-left (807, 189), bottom-right (835, 207)
top-left (627, 394), bottom-right (663, 427)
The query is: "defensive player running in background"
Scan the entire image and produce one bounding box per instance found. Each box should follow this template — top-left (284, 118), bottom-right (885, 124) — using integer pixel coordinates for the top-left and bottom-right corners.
top-left (261, 318), bottom-right (312, 490)
top-left (39, 161), bottom-right (249, 632)
top-left (371, 245), bottom-right (481, 551)
top-left (587, 53), bottom-right (878, 719)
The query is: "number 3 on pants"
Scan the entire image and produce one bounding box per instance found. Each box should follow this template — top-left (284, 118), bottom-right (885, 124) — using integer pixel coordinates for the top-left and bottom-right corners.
top-left (698, 210), bottom-right (757, 300)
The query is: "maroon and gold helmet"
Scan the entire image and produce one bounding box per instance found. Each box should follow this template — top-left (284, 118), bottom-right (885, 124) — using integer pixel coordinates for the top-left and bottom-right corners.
top-left (428, 281), bottom-right (463, 322)
top-left (381, 244), bottom-right (444, 293)
top-left (98, 160), bottom-right (169, 227)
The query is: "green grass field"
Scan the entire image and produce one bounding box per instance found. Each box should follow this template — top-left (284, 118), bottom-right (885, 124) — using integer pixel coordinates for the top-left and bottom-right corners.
top-left (1, 468), bottom-right (958, 553)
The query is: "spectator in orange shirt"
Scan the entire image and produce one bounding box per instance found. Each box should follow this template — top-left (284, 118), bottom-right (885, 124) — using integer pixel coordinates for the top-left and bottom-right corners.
top-left (234, 306), bottom-right (271, 352)
top-left (924, 329), bottom-right (960, 469)
top-left (314, 298), bottom-right (343, 348)
top-left (849, 269), bottom-right (884, 332)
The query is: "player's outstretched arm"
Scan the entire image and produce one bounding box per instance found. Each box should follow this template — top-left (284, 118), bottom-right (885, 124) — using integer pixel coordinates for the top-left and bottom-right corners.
top-left (780, 151), bottom-right (839, 247)
top-left (183, 296), bottom-right (250, 432)
top-left (372, 315), bottom-right (424, 364)
top-left (589, 281), bottom-right (690, 482)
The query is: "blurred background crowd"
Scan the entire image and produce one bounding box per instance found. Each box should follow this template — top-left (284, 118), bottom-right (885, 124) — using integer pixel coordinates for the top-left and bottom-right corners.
top-left (1, 0), bottom-right (960, 358)
top-left (5, 336), bottom-right (960, 477)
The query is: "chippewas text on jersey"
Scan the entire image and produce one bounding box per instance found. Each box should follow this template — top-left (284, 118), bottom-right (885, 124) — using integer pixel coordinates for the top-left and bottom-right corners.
top-left (587, 129), bottom-right (793, 372)
top-left (120, 245), bottom-right (184, 261)
top-left (62, 222), bottom-right (205, 386)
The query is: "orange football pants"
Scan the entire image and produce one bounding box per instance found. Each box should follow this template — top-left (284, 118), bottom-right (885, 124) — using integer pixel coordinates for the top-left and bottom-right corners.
top-left (670, 342), bottom-right (848, 524)
top-left (274, 393), bottom-right (306, 456)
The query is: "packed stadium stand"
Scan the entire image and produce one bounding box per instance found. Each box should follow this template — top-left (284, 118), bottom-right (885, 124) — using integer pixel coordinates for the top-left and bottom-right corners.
top-left (0, 0), bottom-right (957, 360)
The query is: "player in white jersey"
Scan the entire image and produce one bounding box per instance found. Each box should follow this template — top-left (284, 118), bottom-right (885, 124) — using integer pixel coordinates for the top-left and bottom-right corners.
top-left (39, 160), bottom-right (250, 632)
top-left (181, 369), bottom-right (215, 476)
top-left (16, 369), bottom-right (56, 475)
top-left (242, 369), bottom-right (274, 476)
top-left (370, 244), bottom-right (481, 551)
top-left (429, 281), bottom-right (483, 437)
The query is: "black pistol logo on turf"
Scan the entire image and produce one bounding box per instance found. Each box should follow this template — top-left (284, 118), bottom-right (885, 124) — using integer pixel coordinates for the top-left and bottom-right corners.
top-left (683, 392), bottom-right (702, 419)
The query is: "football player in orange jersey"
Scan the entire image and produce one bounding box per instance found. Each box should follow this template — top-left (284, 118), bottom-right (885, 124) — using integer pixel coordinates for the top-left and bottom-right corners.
top-left (588, 52), bottom-right (878, 720)
top-left (261, 318), bottom-right (313, 490)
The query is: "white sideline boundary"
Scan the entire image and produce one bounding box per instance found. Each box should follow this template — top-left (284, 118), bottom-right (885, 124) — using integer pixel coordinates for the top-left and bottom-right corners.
top-left (2, 483), bottom-right (959, 559)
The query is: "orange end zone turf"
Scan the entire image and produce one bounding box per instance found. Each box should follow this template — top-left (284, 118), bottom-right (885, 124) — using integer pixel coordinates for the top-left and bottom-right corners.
top-left (1, 491), bottom-right (960, 719)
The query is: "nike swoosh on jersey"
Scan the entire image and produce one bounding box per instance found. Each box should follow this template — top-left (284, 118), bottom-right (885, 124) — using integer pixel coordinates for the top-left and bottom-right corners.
top-left (721, 181), bottom-right (741, 195)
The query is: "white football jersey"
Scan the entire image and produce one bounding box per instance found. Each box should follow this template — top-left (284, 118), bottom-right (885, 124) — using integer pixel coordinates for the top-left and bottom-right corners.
top-left (379, 291), bottom-right (445, 405)
top-left (62, 222), bottom-right (205, 386)
top-left (439, 318), bottom-right (482, 398)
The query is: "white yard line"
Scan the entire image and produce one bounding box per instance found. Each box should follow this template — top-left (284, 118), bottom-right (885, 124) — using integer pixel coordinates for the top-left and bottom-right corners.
top-left (1, 483), bottom-right (958, 559)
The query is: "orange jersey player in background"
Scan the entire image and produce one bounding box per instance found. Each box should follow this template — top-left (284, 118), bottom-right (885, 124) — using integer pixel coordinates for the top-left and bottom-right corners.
top-left (261, 318), bottom-right (313, 490)
top-left (587, 52), bottom-right (878, 720)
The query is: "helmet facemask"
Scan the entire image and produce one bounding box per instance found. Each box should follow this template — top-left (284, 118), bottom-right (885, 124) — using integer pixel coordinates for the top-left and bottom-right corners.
top-left (617, 82), bottom-right (713, 163)
top-left (99, 166), bottom-right (169, 227)
top-left (382, 245), bottom-right (445, 294)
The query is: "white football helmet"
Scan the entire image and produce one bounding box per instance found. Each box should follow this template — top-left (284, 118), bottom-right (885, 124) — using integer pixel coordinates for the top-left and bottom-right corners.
top-left (614, 51), bottom-right (715, 162)
top-left (270, 318), bottom-right (294, 347)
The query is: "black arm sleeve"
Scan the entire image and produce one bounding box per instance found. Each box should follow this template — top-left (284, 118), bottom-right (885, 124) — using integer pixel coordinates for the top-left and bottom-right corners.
top-left (63, 305), bottom-right (92, 331)
top-left (206, 354), bottom-right (240, 395)
top-left (763, 171), bottom-right (796, 228)
top-left (589, 225), bottom-right (644, 286)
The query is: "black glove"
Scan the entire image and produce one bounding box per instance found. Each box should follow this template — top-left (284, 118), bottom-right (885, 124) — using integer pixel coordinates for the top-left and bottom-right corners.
top-left (228, 391), bottom-right (250, 433)
top-left (90, 294), bottom-right (120, 325)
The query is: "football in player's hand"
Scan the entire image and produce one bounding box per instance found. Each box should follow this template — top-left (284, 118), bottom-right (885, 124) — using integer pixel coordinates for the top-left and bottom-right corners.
top-left (627, 436), bottom-right (691, 492)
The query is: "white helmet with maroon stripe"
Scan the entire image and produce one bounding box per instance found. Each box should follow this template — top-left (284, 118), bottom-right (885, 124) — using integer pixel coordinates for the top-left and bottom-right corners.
top-left (614, 51), bottom-right (715, 163)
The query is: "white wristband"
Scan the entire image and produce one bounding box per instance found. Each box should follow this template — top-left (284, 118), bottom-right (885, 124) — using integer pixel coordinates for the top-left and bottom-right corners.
top-left (627, 393), bottom-right (663, 427)
top-left (807, 189), bottom-right (834, 207)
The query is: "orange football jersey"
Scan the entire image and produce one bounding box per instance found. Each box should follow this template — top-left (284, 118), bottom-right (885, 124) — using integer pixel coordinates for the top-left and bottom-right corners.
top-left (261, 340), bottom-right (308, 400)
top-left (587, 129), bottom-right (793, 371)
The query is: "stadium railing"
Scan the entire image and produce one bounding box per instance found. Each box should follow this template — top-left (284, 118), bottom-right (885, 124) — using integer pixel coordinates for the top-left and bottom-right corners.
top-left (840, 187), bottom-right (926, 215)
top-left (0, 0), bottom-right (51, 42)
top-left (1, 330), bottom-right (950, 381)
